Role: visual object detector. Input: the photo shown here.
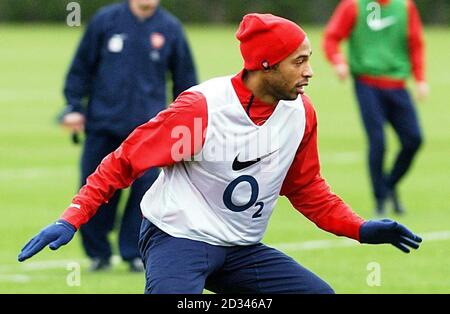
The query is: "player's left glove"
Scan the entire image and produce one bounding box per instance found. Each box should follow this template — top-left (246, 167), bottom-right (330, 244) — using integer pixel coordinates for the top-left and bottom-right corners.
top-left (18, 219), bottom-right (76, 262)
top-left (359, 219), bottom-right (422, 253)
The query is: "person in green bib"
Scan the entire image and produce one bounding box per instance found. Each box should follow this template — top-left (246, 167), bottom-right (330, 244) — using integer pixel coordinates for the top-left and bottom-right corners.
top-left (323, 0), bottom-right (428, 216)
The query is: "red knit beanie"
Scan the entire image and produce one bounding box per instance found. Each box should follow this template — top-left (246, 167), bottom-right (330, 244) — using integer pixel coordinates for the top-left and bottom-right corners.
top-left (236, 13), bottom-right (306, 71)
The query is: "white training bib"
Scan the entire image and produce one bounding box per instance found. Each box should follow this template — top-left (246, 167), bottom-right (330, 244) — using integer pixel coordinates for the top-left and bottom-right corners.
top-left (141, 76), bottom-right (306, 246)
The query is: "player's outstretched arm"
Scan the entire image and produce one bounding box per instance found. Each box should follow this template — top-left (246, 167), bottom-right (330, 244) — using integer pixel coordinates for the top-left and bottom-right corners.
top-left (18, 220), bottom-right (76, 262)
top-left (359, 219), bottom-right (422, 253)
top-left (18, 91), bottom-right (207, 262)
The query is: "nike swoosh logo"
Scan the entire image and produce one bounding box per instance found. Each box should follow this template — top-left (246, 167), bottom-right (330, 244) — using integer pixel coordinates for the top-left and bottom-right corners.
top-left (367, 16), bottom-right (396, 31)
top-left (232, 150), bottom-right (279, 171)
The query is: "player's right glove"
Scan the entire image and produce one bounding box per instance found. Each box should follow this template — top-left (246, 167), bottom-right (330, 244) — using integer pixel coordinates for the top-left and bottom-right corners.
top-left (18, 219), bottom-right (76, 262)
top-left (359, 219), bottom-right (422, 253)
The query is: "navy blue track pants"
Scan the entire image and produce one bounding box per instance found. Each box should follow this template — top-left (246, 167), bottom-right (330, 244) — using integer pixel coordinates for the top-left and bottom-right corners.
top-left (138, 219), bottom-right (334, 294)
top-left (354, 80), bottom-right (422, 201)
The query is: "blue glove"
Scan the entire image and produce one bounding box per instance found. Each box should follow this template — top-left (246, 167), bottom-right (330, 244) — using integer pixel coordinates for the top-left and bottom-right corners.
top-left (360, 219), bottom-right (422, 253)
top-left (18, 220), bottom-right (76, 262)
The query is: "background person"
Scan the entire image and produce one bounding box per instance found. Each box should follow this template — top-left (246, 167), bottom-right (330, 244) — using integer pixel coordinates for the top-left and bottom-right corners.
top-left (323, 0), bottom-right (428, 215)
top-left (61, 0), bottom-right (197, 271)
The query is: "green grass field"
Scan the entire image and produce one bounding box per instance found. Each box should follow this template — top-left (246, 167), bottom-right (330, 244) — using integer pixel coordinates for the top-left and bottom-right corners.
top-left (0, 24), bottom-right (449, 293)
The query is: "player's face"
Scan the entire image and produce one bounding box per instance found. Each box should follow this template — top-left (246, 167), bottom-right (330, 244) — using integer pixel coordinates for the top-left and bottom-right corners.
top-left (264, 37), bottom-right (314, 101)
top-left (131, 0), bottom-right (160, 11)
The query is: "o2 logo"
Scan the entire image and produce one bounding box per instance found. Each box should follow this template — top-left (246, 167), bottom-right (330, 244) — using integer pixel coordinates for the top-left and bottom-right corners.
top-left (222, 175), bottom-right (264, 218)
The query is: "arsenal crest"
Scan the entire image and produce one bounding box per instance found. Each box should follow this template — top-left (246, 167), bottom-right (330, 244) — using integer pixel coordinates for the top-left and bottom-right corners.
top-left (150, 32), bottom-right (165, 49)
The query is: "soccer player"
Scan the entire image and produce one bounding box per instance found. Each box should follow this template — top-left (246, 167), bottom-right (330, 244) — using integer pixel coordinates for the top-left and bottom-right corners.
top-left (60, 0), bottom-right (197, 271)
top-left (19, 14), bottom-right (421, 294)
top-left (323, 0), bottom-right (428, 215)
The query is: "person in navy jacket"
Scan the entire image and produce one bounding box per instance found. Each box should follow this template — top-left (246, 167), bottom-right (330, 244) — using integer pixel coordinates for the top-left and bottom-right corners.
top-left (60, 0), bottom-right (197, 272)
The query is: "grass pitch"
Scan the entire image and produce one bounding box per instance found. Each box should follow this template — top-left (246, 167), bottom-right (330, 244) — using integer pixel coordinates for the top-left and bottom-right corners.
top-left (0, 24), bottom-right (449, 293)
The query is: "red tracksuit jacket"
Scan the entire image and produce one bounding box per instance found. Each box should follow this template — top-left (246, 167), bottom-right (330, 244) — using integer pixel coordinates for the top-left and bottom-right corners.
top-left (62, 71), bottom-right (365, 241)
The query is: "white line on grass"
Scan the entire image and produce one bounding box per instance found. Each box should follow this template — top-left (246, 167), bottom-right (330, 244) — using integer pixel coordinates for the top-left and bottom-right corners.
top-left (1, 230), bottom-right (449, 283)
top-left (0, 259), bottom-right (86, 273)
top-left (0, 167), bottom-right (74, 180)
top-left (23, 259), bottom-right (88, 271)
top-left (419, 230), bottom-right (450, 241)
top-left (0, 256), bottom-right (122, 274)
top-left (272, 230), bottom-right (450, 252)
top-left (0, 274), bottom-right (30, 283)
